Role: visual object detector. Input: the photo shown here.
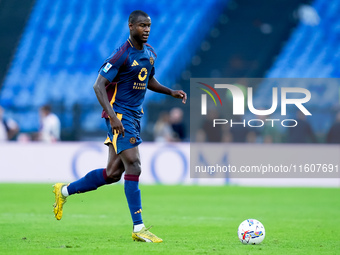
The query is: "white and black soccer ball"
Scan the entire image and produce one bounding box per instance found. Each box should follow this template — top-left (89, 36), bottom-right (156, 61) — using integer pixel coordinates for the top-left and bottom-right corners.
top-left (237, 219), bottom-right (265, 245)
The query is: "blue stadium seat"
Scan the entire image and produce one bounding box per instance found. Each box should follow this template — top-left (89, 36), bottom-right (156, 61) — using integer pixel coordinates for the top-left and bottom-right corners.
top-left (259, 0), bottom-right (340, 135)
top-left (1, 0), bottom-right (229, 133)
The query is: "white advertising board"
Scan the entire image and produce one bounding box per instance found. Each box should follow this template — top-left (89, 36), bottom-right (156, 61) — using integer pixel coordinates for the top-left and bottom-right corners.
top-left (0, 142), bottom-right (338, 187)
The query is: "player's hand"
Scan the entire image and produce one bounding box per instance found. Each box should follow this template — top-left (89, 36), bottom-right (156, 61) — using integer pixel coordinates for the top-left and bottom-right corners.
top-left (171, 90), bottom-right (187, 104)
top-left (109, 115), bottom-right (125, 137)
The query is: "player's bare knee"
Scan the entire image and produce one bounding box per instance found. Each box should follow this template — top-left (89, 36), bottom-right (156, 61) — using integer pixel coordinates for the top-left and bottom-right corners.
top-left (126, 159), bottom-right (141, 176)
top-left (105, 167), bottom-right (124, 183)
top-left (130, 160), bottom-right (141, 176)
top-left (108, 171), bottom-right (123, 183)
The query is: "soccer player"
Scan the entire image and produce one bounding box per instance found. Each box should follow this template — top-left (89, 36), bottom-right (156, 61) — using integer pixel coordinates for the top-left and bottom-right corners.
top-left (52, 10), bottom-right (186, 243)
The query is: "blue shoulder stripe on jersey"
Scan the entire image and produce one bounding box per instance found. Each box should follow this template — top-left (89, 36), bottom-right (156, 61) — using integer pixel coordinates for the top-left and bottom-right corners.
top-left (109, 41), bottom-right (130, 65)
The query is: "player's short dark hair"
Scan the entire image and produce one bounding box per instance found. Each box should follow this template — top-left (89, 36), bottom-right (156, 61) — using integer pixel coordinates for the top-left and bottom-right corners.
top-left (128, 10), bottom-right (149, 24)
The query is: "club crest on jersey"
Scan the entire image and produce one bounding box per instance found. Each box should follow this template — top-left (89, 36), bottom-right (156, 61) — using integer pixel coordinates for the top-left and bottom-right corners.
top-left (130, 137), bottom-right (136, 144)
top-left (149, 57), bottom-right (154, 65)
top-left (103, 62), bottom-right (112, 73)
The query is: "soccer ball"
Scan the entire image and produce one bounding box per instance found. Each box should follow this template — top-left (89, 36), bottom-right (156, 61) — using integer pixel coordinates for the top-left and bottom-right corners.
top-left (237, 219), bottom-right (265, 245)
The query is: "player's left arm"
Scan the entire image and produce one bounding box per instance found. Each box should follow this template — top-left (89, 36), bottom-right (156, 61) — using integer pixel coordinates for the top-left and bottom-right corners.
top-left (147, 77), bottom-right (187, 104)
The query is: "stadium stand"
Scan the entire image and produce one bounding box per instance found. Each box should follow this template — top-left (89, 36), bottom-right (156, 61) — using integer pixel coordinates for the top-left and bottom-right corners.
top-left (0, 0), bottom-right (36, 86)
top-left (266, 0), bottom-right (340, 78)
top-left (256, 0), bottom-right (340, 135)
top-left (0, 0), bottom-right (228, 136)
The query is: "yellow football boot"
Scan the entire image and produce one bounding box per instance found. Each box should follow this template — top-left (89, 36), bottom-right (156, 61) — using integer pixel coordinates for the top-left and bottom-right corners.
top-left (52, 183), bottom-right (67, 220)
top-left (132, 226), bottom-right (163, 243)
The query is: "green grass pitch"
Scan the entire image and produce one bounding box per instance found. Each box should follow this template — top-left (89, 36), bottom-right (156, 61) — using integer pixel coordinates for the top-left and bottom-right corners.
top-left (0, 184), bottom-right (339, 255)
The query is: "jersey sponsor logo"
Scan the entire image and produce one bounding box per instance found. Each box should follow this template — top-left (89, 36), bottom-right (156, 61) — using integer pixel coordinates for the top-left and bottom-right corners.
top-left (131, 60), bottom-right (139, 66)
top-left (130, 137), bottom-right (137, 144)
top-left (103, 62), bottom-right (112, 73)
top-left (133, 82), bottom-right (146, 90)
top-left (138, 68), bottom-right (147, 81)
top-left (149, 57), bottom-right (154, 65)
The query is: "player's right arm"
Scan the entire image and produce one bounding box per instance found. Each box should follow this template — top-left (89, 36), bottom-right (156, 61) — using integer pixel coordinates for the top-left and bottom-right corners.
top-left (93, 74), bottom-right (125, 137)
top-left (96, 43), bottom-right (130, 137)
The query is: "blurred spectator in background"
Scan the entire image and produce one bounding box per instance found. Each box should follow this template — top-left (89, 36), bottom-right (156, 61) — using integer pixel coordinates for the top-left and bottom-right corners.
top-left (326, 112), bottom-right (340, 143)
top-left (0, 106), bottom-right (19, 141)
top-left (169, 107), bottom-right (186, 141)
top-left (229, 115), bottom-right (250, 143)
top-left (297, 4), bottom-right (320, 26)
top-left (198, 109), bottom-right (223, 142)
top-left (287, 112), bottom-right (317, 143)
top-left (246, 114), bottom-right (282, 143)
top-left (39, 105), bottom-right (61, 142)
top-left (153, 111), bottom-right (175, 142)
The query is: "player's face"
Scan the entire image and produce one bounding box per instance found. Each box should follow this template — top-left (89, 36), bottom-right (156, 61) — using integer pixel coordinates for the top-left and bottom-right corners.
top-left (130, 16), bottom-right (151, 44)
